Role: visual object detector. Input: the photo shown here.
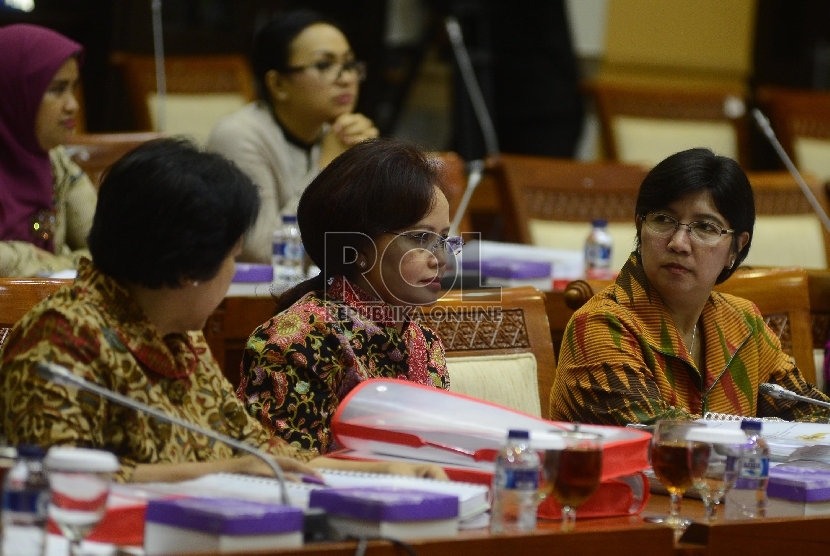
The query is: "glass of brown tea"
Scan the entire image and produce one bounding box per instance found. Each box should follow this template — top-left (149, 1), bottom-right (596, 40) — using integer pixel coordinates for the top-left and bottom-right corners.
top-left (540, 431), bottom-right (603, 531)
top-left (649, 420), bottom-right (711, 537)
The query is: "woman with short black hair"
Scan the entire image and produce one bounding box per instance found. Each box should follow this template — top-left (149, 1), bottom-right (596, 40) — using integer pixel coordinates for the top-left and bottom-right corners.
top-left (240, 138), bottom-right (455, 455)
top-left (550, 148), bottom-right (830, 425)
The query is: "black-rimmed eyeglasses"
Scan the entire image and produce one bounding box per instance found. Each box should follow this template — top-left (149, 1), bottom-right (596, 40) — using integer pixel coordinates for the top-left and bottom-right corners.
top-left (384, 231), bottom-right (465, 256)
top-left (643, 213), bottom-right (735, 245)
top-left (284, 59), bottom-right (367, 83)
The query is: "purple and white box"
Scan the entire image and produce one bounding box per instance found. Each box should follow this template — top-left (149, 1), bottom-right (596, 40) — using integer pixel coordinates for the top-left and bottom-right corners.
top-left (144, 497), bottom-right (304, 554)
top-left (766, 465), bottom-right (830, 517)
top-left (309, 487), bottom-right (459, 540)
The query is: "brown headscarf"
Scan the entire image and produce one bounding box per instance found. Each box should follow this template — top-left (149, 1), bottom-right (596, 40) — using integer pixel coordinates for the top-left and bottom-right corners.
top-left (0, 24), bottom-right (83, 250)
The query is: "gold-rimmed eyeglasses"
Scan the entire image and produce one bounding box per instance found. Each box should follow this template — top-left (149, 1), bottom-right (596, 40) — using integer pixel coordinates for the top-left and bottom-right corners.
top-left (284, 59), bottom-right (367, 83)
top-left (643, 213), bottom-right (735, 245)
top-left (384, 231), bottom-right (465, 256)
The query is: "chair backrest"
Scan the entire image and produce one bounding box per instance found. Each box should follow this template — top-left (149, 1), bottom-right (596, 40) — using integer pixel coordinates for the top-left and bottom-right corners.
top-left (744, 171), bottom-right (830, 269)
top-left (412, 286), bottom-right (555, 417)
top-left (431, 151), bottom-right (472, 234)
top-left (590, 82), bottom-right (751, 168)
top-left (561, 267), bottom-right (817, 384)
top-left (756, 86), bottom-right (830, 183)
top-left (0, 278), bottom-right (69, 352)
top-left (111, 53), bottom-right (256, 145)
top-left (65, 132), bottom-right (166, 188)
top-left (490, 153), bottom-right (649, 269)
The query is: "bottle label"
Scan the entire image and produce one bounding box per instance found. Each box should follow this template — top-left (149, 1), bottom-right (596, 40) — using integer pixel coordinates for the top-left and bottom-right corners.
top-left (498, 468), bottom-right (539, 490)
top-left (284, 243), bottom-right (305, 261)
top-left (742, 457), bottom-right (769, 478)
top-left (585, 244), bottom-right (612, 268)
top-left (2, 489), bottom-right (48, 517)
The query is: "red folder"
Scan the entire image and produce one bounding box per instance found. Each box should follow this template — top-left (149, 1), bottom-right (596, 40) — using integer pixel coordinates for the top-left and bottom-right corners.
top-left (330, 379), bottom-right (652, 518)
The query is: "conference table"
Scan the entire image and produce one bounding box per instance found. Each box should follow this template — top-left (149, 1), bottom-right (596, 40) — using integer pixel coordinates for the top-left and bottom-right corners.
top-left (209, 494), bottom-right (830, 555)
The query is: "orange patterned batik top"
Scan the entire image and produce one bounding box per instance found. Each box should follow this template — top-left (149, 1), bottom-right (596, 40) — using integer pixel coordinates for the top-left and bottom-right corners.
top-left (550, 253), bottom-right (830, 426)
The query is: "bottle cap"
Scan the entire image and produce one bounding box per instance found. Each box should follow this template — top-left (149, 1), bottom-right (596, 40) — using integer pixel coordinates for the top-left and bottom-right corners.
top-left (44, 447), bottom-right (119, 473)
top-left (740, 420), bottom-right (762, 432)
top-left (16, 444), bottom-right (45, 459)
top-left (591, 218), bottom-right (608, 227)
top-left (281, 214), bottom-right (298, 223)
top-left (507, 430), bottom-right (530, 439)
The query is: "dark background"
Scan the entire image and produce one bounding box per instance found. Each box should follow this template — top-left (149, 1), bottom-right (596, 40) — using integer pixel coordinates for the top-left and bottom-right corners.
top-left (3, 0), bottom-right (830, 169)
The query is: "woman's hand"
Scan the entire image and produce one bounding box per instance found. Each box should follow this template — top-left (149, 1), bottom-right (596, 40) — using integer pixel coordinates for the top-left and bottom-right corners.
top-left (233, 454), bottom-right (320, 479)
top-left (308, 457), bottom-right (449, 480)
top-left (331, 112), bottom-right (379, 146)
top-left (319, 112), bottom-right (379, 167)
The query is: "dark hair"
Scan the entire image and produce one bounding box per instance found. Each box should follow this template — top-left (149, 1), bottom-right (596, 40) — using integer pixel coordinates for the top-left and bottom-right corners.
top-left (275, 137), bottom-right (442, 312)
top-left (88, 137), bottom-right (260, 288)
top-left (634, 147), bottom-right (755, 284)
top-left (251, 9), bottom-right (338, 101)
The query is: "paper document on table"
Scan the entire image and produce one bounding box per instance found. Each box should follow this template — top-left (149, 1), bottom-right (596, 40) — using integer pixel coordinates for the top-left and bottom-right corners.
top-left (697, 419), bottom-right (830, 461)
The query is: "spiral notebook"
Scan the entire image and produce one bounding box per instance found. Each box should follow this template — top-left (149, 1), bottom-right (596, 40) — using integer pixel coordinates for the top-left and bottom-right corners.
top-left (702, 412), bottom-right (785, 422)
top-left (144, 470), bottom-right (490, 524)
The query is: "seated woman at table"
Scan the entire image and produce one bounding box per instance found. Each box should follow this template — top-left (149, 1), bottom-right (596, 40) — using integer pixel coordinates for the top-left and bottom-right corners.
top-left (0, 24), bottom-right (97, 277)
top-left (239, 138), bottom-right (454, 455)
top-left (207, 9), bottom-right (378, 263)
top-left (0, 138), bottom-right (445, 482)
top-left (550, 147), bottom-right (830, 426)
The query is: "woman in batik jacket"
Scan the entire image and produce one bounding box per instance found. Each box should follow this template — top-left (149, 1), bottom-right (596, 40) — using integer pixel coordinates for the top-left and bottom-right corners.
top-left (550, 148), bottom-right (830, 426)
top-left (240, 138), bottom-right (456, 454)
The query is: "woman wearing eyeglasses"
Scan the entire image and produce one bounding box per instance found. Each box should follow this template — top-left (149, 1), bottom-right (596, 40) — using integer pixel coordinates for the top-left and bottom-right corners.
top-left (207, 9), bottom-right (378, 263)
top-left (239, 138), bottom-right (456, 455)
top-left (550, 148), bottom-right (830, 425)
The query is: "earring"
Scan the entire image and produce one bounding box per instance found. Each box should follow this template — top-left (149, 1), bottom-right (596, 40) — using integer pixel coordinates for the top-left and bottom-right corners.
top-left (191, 281), bottom-right (199, 287)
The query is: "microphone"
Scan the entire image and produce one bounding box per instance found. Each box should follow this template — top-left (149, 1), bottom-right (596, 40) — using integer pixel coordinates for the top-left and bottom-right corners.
top-left (752, 108), bottom-right (830, 234)
top-left (35, 361), bottom-right (291, 505)
top-left (759, 382), bottom-right (830, 410)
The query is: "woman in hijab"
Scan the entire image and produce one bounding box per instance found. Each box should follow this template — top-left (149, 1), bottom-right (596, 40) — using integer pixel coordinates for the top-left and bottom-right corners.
top-left (0, 24), bottom-right (97, 277)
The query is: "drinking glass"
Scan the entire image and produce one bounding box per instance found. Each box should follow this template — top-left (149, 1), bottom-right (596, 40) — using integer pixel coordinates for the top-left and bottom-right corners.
top-left (649, 421), bottom-right (710, 537)
top-left (44, 447), bottom-right (119, 556)
top-left (539, 431), bottom-right (603, 531)
top-left (686, 428), bottom-right (748, 522)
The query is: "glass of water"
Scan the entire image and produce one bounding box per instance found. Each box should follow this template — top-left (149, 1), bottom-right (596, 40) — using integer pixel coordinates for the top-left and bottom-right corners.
top-left (44, 447), bottom-right (119, 556)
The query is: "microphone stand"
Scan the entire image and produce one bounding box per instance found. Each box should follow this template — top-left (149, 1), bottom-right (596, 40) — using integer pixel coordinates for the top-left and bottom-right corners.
top-left (752, 108), bottom-right (830, 233)
top-left (36, 362), bottom-right (291, 505)
top-left (150, 0), bottom-right (167, 132)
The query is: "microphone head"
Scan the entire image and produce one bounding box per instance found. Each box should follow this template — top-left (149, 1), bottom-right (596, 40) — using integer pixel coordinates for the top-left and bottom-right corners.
top-left (759, 382), bottom-right (787, 399)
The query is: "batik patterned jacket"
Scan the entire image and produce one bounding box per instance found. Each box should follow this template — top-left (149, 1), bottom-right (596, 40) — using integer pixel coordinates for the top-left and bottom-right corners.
top-left (240, 276), bottom-right (450, 455)
top-left (0, 260), bottom-right (308, 481)
top-left (550, 253), bottom-right (830, 425)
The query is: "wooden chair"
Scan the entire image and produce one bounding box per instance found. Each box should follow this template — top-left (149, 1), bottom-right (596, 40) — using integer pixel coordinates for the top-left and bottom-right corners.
top-left (0, 278), bottom-right (69, 351)
top-left (561, 267), bottom-right (817, 384)
top-left (412, 286), bottom-right (555, 418)
top-left (743, 171), bottom-right (830, 269)
top-left (489, 153), bottom-right (649, 268)
top-left (111, 53), bottom-right (256, 144)
top-left (65, 132), bottom-right (165, 188)
top-left (589, 81), bottom-right (751, 168)
top-left (756, 86), bottom-right (830, 183)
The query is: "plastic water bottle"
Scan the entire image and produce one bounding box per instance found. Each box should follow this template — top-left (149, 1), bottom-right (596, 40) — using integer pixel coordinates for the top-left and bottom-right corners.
top-left (2, 445), bottom-right (50, 556)
top-left (725, 420), bottom-right (769, 519)
top-left (272, 215), bottom-right (305, 286)
top-left (490, 430), bottom-right (540, 533)
top-left (584, 219), bottom-right (613, 280)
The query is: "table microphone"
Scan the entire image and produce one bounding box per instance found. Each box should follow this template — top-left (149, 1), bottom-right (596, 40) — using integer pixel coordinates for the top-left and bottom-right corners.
top-left (759, 382), bottom-right (830, 410)
top-left (752, 108), bottom-right (830, 234)
top-left (35, 361), bottom-right (291, 505)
